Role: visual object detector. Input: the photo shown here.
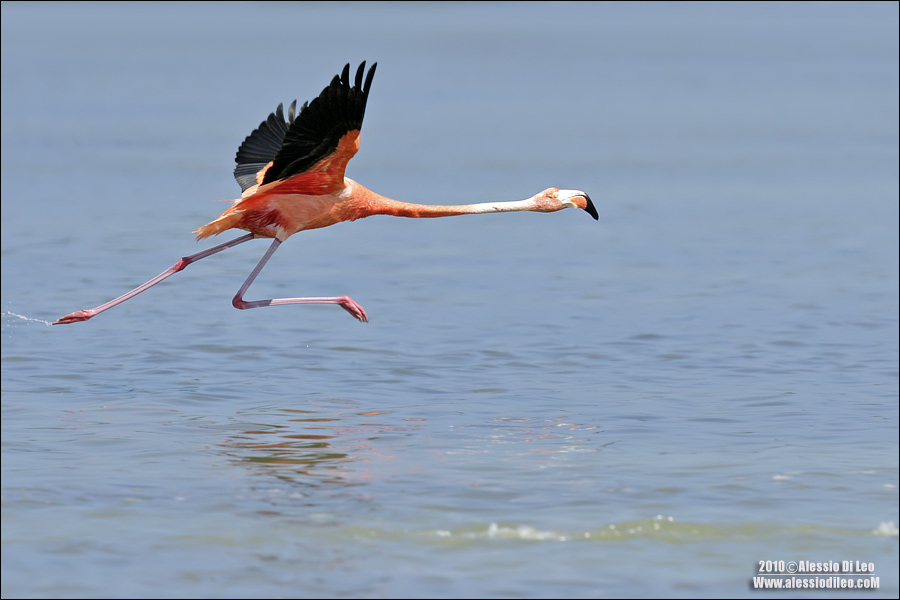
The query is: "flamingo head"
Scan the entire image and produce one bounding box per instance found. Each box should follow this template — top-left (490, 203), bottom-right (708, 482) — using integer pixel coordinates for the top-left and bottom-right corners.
top-left (534, 188), bottom-right (598, 220)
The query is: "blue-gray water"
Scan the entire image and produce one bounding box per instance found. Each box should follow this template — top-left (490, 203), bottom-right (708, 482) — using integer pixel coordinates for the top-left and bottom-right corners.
top-left (2, 2), bottom-right (898, 598)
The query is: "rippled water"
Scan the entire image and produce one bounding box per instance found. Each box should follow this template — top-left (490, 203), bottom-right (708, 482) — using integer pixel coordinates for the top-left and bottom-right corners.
top-left (2, 2), bottom-right (898, 598)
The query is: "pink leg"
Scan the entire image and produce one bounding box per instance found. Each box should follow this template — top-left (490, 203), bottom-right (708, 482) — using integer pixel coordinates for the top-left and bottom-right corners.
top-left (53, 234), bottom-right (255, 325)
top-left (232, 238), bottom-right (368, 323)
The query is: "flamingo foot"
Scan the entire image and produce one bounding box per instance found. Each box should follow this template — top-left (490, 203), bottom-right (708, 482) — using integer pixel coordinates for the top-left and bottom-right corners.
top-left (337, 296), bottom-right (369, 323)
top-left (53, 310), bottom-right (95, 325)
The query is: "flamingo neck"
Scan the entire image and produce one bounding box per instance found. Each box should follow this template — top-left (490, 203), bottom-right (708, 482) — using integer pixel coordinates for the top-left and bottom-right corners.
top-left (376, 197), bottom-right (536, 218)
top-left (348, 181), bottom-right (537, 220)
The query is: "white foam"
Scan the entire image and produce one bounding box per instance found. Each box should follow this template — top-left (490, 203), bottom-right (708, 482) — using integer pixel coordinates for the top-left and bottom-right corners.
top-left (873, 521), bottom-right (898, 536)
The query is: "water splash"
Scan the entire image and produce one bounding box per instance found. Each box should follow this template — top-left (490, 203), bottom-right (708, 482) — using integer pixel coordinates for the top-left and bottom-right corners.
top-left (360, 515), bottom-right (889, 546)
top-left (2, 311), bottom-right (52, 326)
top-left (873, 521), bottom-right (898, 537)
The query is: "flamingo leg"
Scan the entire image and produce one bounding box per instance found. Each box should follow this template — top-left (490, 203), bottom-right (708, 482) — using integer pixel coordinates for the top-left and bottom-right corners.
top-left (53, 233), bottom-right (256, 325)
top-left (232, 238), bottom-right (368, 323)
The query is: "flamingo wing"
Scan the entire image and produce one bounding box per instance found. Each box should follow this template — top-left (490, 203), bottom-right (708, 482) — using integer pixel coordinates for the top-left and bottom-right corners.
top-left (233, 101), bottom-right (297, 192)
top-left (233, 61), bottom-right (377, 196)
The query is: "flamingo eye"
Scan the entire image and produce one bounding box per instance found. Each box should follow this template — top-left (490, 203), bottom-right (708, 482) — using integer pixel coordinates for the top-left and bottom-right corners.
top-left (552, 191), bottom-right (559, 199)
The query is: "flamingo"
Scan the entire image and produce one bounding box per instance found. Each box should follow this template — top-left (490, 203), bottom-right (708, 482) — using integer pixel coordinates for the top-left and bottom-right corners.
top-left (53, 61), bottom-right (597, 325)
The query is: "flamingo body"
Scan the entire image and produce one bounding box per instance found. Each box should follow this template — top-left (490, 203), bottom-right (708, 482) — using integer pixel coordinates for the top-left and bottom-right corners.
top-left (54, 61), bottom-right (597, 325)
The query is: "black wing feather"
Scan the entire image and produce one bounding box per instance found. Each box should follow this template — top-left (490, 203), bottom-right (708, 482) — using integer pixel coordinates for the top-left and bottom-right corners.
top-left (232, 61), bottom-right (377, 192)
top-left (234, 102), bottom-right (294, 192)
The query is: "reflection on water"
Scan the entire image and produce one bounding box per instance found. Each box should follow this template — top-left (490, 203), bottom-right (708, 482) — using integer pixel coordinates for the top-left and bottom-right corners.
top-left (218, 401), bottom-right (615, 503)
top-left (466, 416), bottom-right (605, 452)
top-left (220, 399), bottom-right (425, 484)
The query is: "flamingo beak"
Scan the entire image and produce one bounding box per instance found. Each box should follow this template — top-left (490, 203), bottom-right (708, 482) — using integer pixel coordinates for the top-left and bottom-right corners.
top-left (558, 190), bottom-right (599, 220)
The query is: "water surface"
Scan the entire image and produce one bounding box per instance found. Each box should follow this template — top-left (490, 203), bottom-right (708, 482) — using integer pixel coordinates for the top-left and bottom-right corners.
top-left (2, 2), bottom-right (898, 598)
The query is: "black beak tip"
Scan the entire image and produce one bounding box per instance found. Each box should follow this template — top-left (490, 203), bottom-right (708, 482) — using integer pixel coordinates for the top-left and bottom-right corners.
top-left (582, 193), bottom-right (599, 220)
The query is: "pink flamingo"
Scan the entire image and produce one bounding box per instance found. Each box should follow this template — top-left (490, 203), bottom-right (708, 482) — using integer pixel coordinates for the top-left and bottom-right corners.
top-left (54, 62), bottom-right (597, 325)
